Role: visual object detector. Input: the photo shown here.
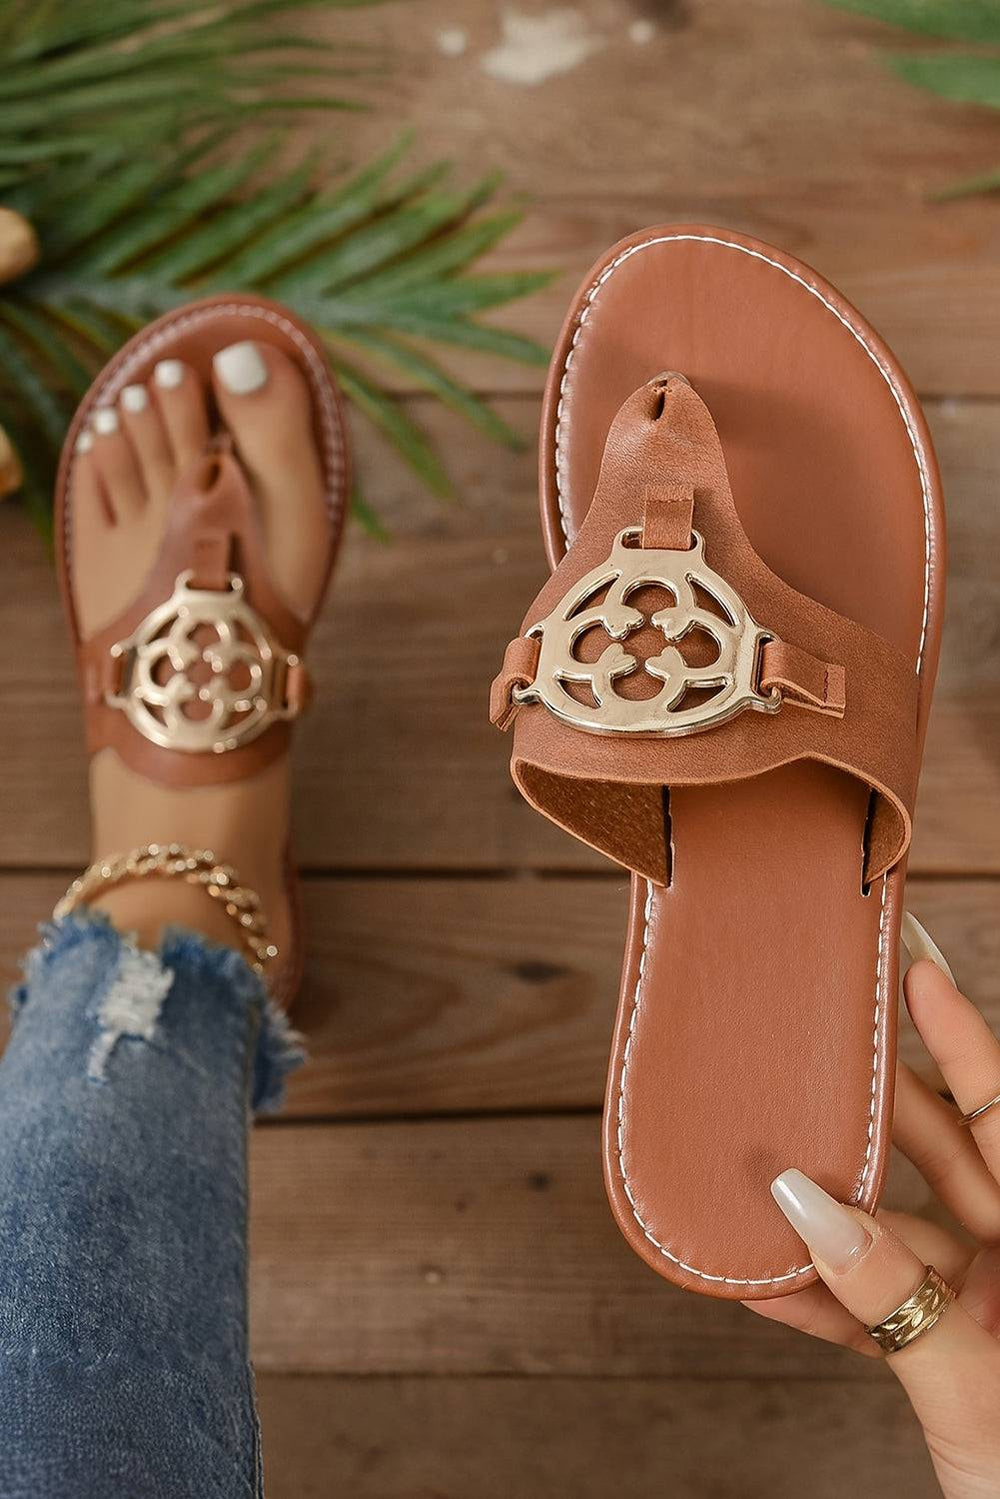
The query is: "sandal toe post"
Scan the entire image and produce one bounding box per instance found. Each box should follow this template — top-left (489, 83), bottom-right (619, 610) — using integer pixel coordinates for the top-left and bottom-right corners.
top-left (57, 295), bottom-right (351, 1008)
top-left (494, 226), bottom-right (944, 1299)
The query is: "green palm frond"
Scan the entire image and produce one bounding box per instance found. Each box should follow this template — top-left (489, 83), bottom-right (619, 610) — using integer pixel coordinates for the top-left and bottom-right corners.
top-left (0, 2), bottom-right (552, 534)
top-left (823, 1), bottom-right (1000, 195)
top-left (0, 0), bottom-right (376, 189)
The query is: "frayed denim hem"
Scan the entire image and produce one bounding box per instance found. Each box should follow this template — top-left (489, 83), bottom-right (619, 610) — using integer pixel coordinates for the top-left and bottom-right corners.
top-left (9, 912), bottom-right (305, 1115)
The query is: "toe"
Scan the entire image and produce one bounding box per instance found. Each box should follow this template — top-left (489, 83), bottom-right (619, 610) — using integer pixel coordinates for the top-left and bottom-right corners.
top-left (89, 406), bottom-right (146, 521)
top-left (152, 358), bottom-right (210, 469)
top-left (119, 382), bottom-right (174, 509)
top-left (212, 341), bottom-right (305, 445)
top-left (72, 431), bottom-right (111, 526)
top-left (212, 340), bottom-right (329, 612)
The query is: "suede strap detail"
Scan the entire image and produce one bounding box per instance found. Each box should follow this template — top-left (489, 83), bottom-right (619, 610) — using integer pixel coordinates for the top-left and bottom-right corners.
top-left (757, 639), bottom-right (846, 717)
top-left (641, 480), bottom-right (694, 550)
top-left (490, 637), bottom-right (541, 730)
top-left (499, 375), bottom-right (918, 885)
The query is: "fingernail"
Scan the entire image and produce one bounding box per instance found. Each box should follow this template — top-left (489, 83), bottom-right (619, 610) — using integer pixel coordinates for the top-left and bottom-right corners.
top-left (154, 359), bottom-right (185, 390)
top-left (901, 911), bottom-right (956, 987)
top-left (75, 429), bottom-right (94, 455)
top-left (771, 1169), bottom-right (871, 1273)
top-left (213, 341), bottom-right (268, 396)
top-left (92, 407), bottom-right (118, 436)
top-left (121, 384), bottom-right (148, 414)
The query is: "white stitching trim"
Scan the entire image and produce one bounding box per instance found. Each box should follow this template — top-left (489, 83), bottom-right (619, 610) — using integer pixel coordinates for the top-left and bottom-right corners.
top-left (554, 232), bottom-right (924, 1288)
top-left (63, 301), bottom-right (347, 606)
top-left (613, 874), bottom-right (889, 1287)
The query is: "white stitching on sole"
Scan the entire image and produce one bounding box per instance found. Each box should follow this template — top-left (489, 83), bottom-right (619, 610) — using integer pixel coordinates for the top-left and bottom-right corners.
top-left (555, 232), bottom-right (927, 1288)
top-left (63, 301), bottom-right (347, 607)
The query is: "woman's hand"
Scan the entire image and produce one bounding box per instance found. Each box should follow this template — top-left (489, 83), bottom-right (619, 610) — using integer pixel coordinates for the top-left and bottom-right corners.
top-left (748, 959), bottom-right (1000, 1499)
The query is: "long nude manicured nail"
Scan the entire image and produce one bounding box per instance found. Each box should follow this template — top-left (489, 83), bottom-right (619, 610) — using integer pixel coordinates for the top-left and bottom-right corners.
top-left (93, 407), bottom-right (118, 435)
top-left (901, 910), bottom-right (956, 987)
top-left (75, 429), bottom-right (94, 455)
top-left (771, 1169), bottom-right (871, 1273)
top-left (213, 341), bottom-right (268, 395)
top-left (154, 359), bottom-right (185, 390)
top-left (121, 384), bottom-right (148, 414)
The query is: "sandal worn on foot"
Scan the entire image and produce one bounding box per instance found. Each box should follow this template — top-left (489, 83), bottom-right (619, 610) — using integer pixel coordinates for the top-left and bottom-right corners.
top-left (491, 226), bottom-right (945, 1299)
top-left (56, 295), bottom-right (350, 1008)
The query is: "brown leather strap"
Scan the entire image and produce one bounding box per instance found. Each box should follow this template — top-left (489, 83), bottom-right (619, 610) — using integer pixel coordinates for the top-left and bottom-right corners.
top-left (188, 525), bottom-right (232, 591)
top-left (502, 375), bottom-right (919, 885)
top-left (79, 449), bottom-right (309, 787)
top-left (490, 637), bottom-right (541, 730)
top-left (494, 633), bottom-right (846, 730)
top-left (758, 639), bottom-right (846, 717)
top-left (641, 480), bottom-right (694, 550)
top-left (283, 658), bottom-right (312, 717)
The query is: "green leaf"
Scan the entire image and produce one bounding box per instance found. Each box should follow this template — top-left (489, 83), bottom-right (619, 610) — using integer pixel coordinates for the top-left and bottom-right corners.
top-left (82, 141), bottom-right (283, 274)
top-left (352, 310), bottom-right (550, 366)
top-left (0, 318), bottom-right (71, 445)
top-left (822, 0), bottom-right (1000, 44)
top-left (342, 328), bottom-right (526, 448)
top-left (0, 5), bottom-right (549, 537)
top-left (213, 133), bottom-right (415, 283)
top-left (268, 162), bottom-right (456, 295)
top-left (351, 208), bottom-right (526, 296)
top-left (888, 51), bottom-right (1000, 107)
top-left (366, 270), bottom-right (555, 319)
top-left (0, 299), bottom-right (90, 392)
top-left (35, 153), bottom-right (178, 263)
top-left (350, 485), bottom-right (391, 541)
top-left (141, 155), bottom-right (316, 282)
top-left (929, 162), bottom-right (1000, 197)
top-left (330, 354), bottom-right (455, 499)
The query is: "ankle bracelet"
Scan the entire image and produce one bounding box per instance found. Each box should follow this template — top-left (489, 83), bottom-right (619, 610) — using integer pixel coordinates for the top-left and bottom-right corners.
top-left (54, 843), bottom-right (278, 977)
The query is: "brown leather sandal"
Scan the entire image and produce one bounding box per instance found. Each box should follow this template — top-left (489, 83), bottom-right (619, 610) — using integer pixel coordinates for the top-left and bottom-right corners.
top-left (56, 294), bottom-right (350, 1008)
top-left (492, 226), bottom-right (945, 1299)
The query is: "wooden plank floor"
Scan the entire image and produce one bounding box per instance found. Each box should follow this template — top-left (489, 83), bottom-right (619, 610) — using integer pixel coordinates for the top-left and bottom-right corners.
top-left (3, 1), bottom-right (999, 1492)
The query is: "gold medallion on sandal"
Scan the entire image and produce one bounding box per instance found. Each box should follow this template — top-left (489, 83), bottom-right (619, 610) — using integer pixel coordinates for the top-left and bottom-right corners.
top-left (514, 527), bottom-right (780, 737)
top-left (106, 570), bottom-right (301, 756)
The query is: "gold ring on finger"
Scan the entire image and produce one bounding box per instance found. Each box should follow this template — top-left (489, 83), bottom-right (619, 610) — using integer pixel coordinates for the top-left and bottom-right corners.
top-left (865, 1266), bottom-right (956, 1355)
top-left (957, 1089), bottom-right (1000, 1128)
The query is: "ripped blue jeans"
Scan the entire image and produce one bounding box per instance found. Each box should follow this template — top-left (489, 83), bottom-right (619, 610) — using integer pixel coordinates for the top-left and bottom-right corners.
top-left (0, 915), bottom-right (302, 1499)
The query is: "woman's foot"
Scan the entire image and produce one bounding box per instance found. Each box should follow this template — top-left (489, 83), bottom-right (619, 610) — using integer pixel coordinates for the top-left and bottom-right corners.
top-left (69, 340), bottom-right (332, 975)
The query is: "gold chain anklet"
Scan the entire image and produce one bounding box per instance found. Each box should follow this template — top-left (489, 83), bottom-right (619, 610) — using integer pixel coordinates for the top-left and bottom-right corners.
top-left (53, 843), bottom-right (278, 977)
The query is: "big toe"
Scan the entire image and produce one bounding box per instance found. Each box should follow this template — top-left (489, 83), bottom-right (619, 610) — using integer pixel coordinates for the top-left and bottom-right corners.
top-left (212, 341), bottom-right (329, 617)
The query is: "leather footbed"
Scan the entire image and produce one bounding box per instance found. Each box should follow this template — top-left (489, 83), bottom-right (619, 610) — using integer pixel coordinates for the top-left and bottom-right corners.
top-left (55, 295), bottom-right (351, 1010)
top-left (536, 226), bottom-right (944, 1298)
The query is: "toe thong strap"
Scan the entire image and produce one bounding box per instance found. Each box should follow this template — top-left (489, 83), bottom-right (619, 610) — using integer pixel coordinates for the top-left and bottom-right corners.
top-left (493, 375), bottom-right (919, 886)
top-left (78, 447), bottom-right (311, 788)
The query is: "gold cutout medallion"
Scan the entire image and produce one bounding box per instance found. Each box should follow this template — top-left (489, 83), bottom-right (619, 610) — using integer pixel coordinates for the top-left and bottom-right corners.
top-left (514, 528), bottom-right (779, 736)
top-left (106, 571), bottom-right (298, 754)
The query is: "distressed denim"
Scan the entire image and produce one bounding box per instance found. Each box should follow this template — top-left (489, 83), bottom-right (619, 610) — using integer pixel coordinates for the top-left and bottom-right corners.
top-left (0, 914), bottom-right (302, 1499)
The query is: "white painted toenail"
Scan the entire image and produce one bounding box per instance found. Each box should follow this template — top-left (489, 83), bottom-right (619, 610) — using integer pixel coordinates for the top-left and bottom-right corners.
top-left (121, 384), bottom-right (148, 413)
top-left (214, 341), bottom-right (268, 396)
top-left (154, 359), bottom-right (185, 390)
top-left (75, 430), bottom-right (94, 454)
top-left (93, 407), bottom-right (119, 435)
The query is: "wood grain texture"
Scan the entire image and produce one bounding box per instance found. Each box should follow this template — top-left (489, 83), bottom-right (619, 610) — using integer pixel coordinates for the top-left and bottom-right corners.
top-left (0, 874), bottom-right (996, 1116)
top-left (317, 0), bottom-right (1000, 397)
top-left (2, 397), bottom-right (999, 873)
top-left (246, 1113), bottom-right (937, 1377)
top-left (2, 5), bottom-right (997, 1485)
top-left (256, 1372), bottom-right (936, 1499)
